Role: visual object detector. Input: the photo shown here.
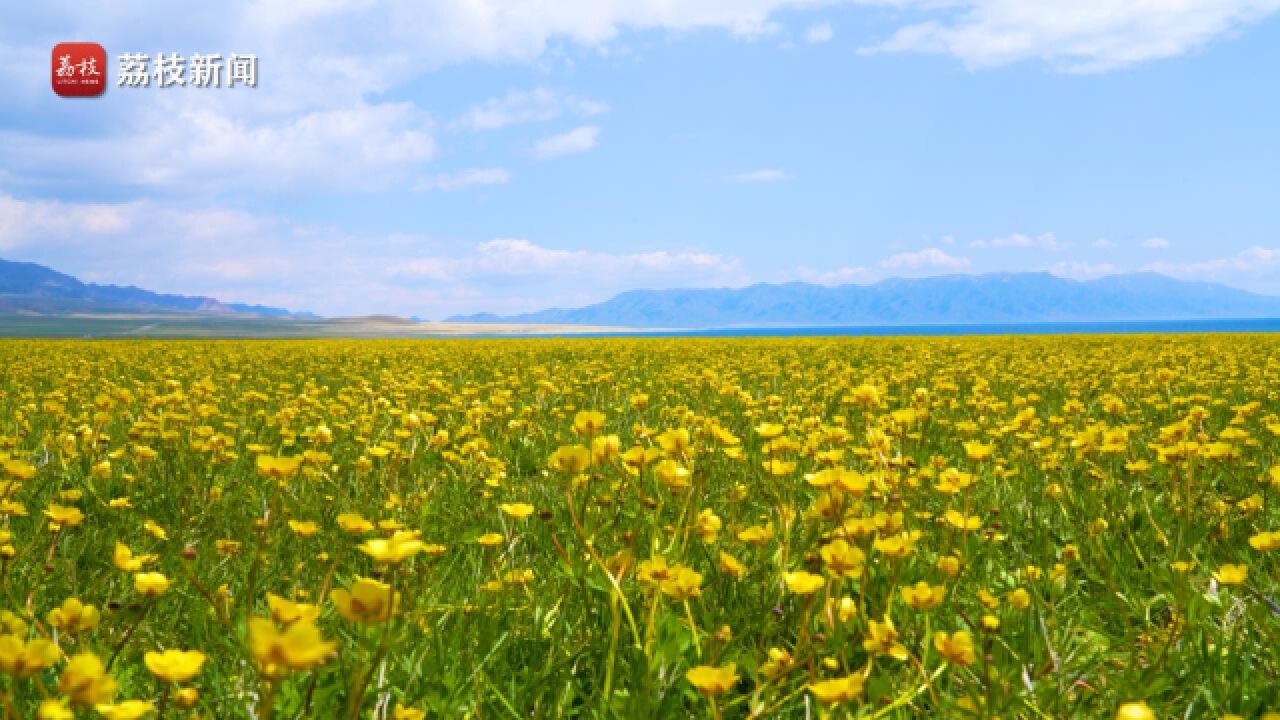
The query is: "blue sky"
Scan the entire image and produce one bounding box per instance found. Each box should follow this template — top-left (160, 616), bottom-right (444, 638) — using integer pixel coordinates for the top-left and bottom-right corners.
top-left (2, 1), bottom-right (1278, 318)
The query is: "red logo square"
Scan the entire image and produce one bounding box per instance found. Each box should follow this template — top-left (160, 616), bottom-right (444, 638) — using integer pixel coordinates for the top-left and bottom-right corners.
top-left (52, 43), bottom-right (107, 97)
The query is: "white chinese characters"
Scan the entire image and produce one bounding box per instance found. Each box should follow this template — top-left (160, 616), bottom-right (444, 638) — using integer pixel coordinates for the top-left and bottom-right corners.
top-left (56, 54), bottom-right (101, 79)
top-left (115, 53), bottom-right (257, 88)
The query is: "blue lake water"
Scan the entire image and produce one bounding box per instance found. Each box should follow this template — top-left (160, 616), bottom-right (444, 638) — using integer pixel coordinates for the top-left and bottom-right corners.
top-left (488, 317), bottom-right (1280, 338)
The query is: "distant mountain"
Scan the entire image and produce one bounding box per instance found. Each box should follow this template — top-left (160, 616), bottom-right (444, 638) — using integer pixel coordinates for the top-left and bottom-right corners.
top-left (0, 258), bottom-right (306, 317)
top-left (448, 272), bottom-right (1280, 328)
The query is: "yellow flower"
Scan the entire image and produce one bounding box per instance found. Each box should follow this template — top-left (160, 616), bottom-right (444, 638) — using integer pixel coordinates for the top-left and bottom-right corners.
top-left (760, 647), bottom-right (794, 678)
top-left (332, 576), bottom-right (399, 624)
top-left (3, 460), bottom-right (36, 481)
top-left (819, 539), bottom-right (865, 578)
top-left (59, 652), bottom-right (118, 707)
top-left (572, 410), bottom-right (607, 436)
top-left (782, 570), bottom-right (825, 595)
top-left (95, 701), bottom-right (155, 720)
top-left (963, 441), bottom-right (994, 461)
top-left (873, 532), bottom-right (918, 560)
top-left (1213, 564), bottom-right (1248, 585)
top-left (256, 455), bottom-right (301, 480)
top-left (694, 508), bottom-right (721, 542)
top-left (685, 663), bottom-right (738, 695)
top-left (44, 503), bottom-right (84, 529)
top-left (499, 502), bottom-right (535, 520)
top-left (173, 688), bottom-right (200, 710)
top-left (944, 509), bottom-right (982, 531)
top-left (754, 422), bottom-right (785, 439)
top-left (113, 543), bottom-right (158, 572)
top-left (807, 674), bottom-right (865, 705)
top-left (288, 520), bottom-right (320, 537)
top-left (933, 630), bottom-right (976, 665)
top-left (657, 428), bottom-right (691, 456)
top-left (267, 593), bottom-right (320, 626)
top-left (393, 705), bottom-right (427, 720)
top-left (1008, 588), bottom-right (1031, 610)
top-left (761, 458), bottom-right (797, 476)
top-left (1248, 531), bottom-right (1280, 552)
top-left (655, 459), bottom-right (690, 491)
top-left (0, 611), bottom-right (26, 636)
top-left (901, 581), bottom-right (946, 610)
top-left (737, 524), bottom-right (774, 545)
top-left (504, 568), bottom-right (534, 586)
top-left (638, 557), bottom-right (672, 584)
top-left (47, 597), bottom-right (101, 634)
top-left (134, 572), bottom-right (171, 597)
top-left (0, 635), bottom-right (60, 677)
top-left (248, 617), bottom-right (335, 676)
top-left (1116, 701), bottom-right (1157, 720)
top-left (144, 649), bottom-right (206, 683)
top-left (37, 699), bottom-right (74, 720)
top-left (336, 513), bottom-right (374, 534)
top-left (717, 551), bottom-right (747, 579)
top-left (592, 434), bottom-right (621, 463)
top-left (548, 445), bottom-right (592, 474)
top-left (863, 618), bottom-right (909, 660)
top-left (476, 532), bottom-right (504, 547)
top-left (360, 530), bottom-right (426, 564)
top-left (660, 566), bottom-right (703, 601)
top-left (937, 555), bottom-right (962, 577)
top-left (144, 519), bottom-right (167, 540)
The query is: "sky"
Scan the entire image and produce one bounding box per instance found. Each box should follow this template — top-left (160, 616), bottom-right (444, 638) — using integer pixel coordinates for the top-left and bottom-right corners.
top-left (1, 1), bottom-right (1279, 319)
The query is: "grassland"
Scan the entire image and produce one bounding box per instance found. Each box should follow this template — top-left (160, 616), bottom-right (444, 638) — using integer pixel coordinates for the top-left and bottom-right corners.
top-left (0, 335), bottom-right (1277, 718)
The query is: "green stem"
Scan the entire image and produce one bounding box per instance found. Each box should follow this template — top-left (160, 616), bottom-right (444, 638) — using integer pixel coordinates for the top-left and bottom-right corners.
top-left (106, 600), bottom-right (153, 671)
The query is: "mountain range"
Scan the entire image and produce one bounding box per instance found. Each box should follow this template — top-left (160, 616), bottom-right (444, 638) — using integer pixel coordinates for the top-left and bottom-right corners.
top-left (0, 258), bottom-right (302, 317)
top-left (448, 272), bottom-right (1280, 327)
top-left (6, 257), bottom-right (1280, 328)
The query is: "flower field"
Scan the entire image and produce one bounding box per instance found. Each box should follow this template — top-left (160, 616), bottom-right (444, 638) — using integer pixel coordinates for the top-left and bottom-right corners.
top-left (0, 336), bottom-right (1278, 719)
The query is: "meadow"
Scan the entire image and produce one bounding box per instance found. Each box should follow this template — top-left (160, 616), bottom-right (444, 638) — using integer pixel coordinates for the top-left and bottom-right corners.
top-left (0, 335), bottom-right (1277, 719)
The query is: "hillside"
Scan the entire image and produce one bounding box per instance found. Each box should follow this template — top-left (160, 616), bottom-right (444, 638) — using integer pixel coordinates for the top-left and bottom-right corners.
top-left (448, 272), bottom-right (1280, 327)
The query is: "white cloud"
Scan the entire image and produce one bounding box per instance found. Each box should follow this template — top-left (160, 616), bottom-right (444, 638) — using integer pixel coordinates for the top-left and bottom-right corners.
top-left (1143, 236), bottom-right (1171, 250)
top-left (1143, 245), bottom-right (1280, 282)
top-left (0, 194), bottom-right (140, 250)
top-left (531, 125), bottom-right (601, 159)
top-left (1092, 238), bottom-right (1114, 248)
top-left (0, 192), bottom-right (749, 317)
top-left (793, 247), bottom-right (971, 284)
top-left (880, 247), bottom-right (972, 273)
top-left (862, 1), bottom-right (1280, 72)
top-left (726, 169), bottom-right (792, 183)
top-left (391, 238), bottom-right (741, 281)
top-left (2, 0), bottom-right (1273, 198)
top-left (454, 87), bottom-right (608, 131)
top-left (414, 168), bottom-right (511, 192)
top-left (806, 22), bottom-right (834, 44)
top-left (969, 232), bottom-right (1067, 252)
top-left (1050, 260), bottom-right (1118, 280)
top-left (0, 101), bottom-right (437, 192)
top-left (794, 265), bottom-right (869, 285)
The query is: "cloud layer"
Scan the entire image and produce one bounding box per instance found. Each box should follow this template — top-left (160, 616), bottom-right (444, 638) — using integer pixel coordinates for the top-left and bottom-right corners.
top-left (864, 0), bottom-right (1280, 72)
